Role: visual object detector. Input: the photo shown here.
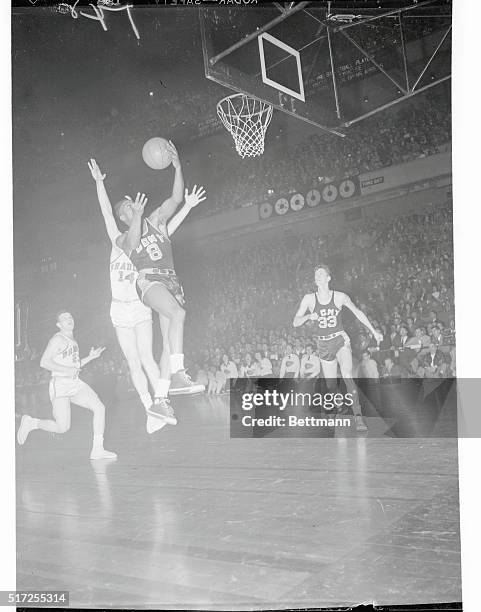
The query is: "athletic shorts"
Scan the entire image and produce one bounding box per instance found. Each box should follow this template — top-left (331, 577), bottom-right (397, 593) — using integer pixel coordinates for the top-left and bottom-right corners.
top-left (136, 271), bottom-right (185, 306)
top-left (110, 299), bottom-right (152, 328)
top-left (49, 377), bottom-right (87, 401)
top-left (317, 332), bottom-right (350, 362)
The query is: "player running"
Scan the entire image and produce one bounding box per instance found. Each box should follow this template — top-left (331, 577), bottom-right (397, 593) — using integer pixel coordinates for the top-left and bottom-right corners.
top-left (17, 311), bottom-right (117, 460)
top-left (114, 142), bottom-right (206, 421)
top-left (88, 158), bottom-right (171, 434)
top-left (293, 265), bottom-right (383, 431)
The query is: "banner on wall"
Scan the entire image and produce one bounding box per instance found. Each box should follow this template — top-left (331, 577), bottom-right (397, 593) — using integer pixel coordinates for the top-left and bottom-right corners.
top-left (259, 176), bottom-right (360, 220)
top-left (359, 151), bottom-right (451, 196)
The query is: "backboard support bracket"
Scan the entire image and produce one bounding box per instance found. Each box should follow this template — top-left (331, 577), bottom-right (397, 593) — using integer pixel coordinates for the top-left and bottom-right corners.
top-left (200, 0), bottom-right (451, 137)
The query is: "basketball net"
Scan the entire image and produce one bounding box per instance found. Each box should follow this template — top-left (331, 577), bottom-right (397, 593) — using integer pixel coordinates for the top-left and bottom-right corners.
top-left (217, 93), bottom-right (273, 158)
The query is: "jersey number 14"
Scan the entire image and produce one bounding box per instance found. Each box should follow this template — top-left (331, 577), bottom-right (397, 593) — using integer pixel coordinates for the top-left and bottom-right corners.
top-left (119, 271), bottom-right (135, 284)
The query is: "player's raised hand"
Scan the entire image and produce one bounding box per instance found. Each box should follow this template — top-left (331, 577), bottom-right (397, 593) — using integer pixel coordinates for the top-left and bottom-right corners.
top-left (184, 185), bottom-right (206, 209)
top-left (167, 140), bottom-right (181, 169)
top-left (87, 158), bottom-right (106, 182)
top-left (89, 346), bottom-right (106, 360)
top-left (373, 330), bottom-right (384, 345)
top-left (131, 192), bottom-right (148, 215)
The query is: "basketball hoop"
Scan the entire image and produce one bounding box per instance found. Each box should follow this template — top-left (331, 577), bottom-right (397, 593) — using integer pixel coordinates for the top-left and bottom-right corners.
top-left (217, 93), bottom-right (273, 158)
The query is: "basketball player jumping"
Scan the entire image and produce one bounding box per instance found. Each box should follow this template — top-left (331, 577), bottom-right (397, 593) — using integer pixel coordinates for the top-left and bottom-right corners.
top-left (17, 311), bottom-right (117, 460)
top-left (114, 142), bottom-right (206, 420)
top-left (88, 158), bottom-right (171, 434)
top-left (294, 265), bottom-right (383, 431)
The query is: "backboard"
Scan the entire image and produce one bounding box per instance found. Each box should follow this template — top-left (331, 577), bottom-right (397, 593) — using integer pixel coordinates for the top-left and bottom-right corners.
top-left (200, 1), bottom-right (451, 136)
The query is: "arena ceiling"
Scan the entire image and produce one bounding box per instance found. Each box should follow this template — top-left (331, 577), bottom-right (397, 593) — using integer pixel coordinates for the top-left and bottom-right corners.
top-left (12, 1), bottom-right (451, 261)
top-left (202, 0), bottom-right (452, 132)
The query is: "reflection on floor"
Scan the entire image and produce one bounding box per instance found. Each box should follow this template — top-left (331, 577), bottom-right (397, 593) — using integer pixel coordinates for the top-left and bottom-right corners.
top-left (16, 394), bottom-right (461, 609)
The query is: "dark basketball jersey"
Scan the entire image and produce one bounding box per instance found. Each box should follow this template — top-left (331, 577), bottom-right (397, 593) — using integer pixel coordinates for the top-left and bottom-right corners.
top-left (313, 291), bottom-right (344, 337)
top-left (129, 218), bottom-right (174, 271)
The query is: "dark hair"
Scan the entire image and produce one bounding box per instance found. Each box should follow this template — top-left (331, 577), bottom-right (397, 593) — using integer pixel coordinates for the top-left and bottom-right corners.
top-left (315, 264), bottom-right (331, 276)
top-left (114, 197), bottom-right (131, 219)
top-left (55, 310), bottom-right (71, 322)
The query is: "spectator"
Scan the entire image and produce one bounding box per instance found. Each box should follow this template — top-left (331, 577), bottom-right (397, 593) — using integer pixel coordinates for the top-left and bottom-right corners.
top-left (300, 343), bottom-right (321, 379)
top-left (418, 343), bottom-right (449, 378)
top-left (254, 352), bottom-right (273, 377)
top-left (381, 356), bottom-right (409, 379)
top-left (358, 350), bottom-right (380, 379)
top-left (279, 345), bottom-right (300, 379)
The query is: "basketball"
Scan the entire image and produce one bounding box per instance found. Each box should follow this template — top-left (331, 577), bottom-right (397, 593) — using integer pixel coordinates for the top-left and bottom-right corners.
top-left (142, 137), bottom-right (172, 170)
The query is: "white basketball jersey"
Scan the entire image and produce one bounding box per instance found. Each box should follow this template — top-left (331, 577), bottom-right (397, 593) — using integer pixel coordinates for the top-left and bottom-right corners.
top-left (52, 333), bottom-right (80, 378)
top-left (110, 244), bottom-right (139, 302)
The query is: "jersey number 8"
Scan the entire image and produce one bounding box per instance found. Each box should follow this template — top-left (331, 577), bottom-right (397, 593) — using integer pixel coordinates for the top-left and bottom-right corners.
top-left (146, 243), bottom-right (163, 261)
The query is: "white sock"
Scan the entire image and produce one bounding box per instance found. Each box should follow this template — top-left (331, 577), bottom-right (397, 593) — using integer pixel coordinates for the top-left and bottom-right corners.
top-left (140, 392), bottom-right (153, 410)
top-left (30, 417), bottom-right (39, 429)
top-left (92, 434), bottom-right (104, 450)
top-left (155, 378), bottom-right (170, 398)
top-left (170, 354), bottom-right (184, 374)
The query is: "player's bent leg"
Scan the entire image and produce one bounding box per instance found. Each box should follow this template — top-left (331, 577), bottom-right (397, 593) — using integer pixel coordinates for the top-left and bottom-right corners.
top-left (17, 397), bottom-right (71, 445)
top-left (71, 383), bottom-right (117, 460)
top-left (143, 283), bottom-right (204, 396)
top-left (116, 326), bottom-right (152, 410)
top-left (337, 346), bottom-right (367, 431)
top-left (143, 283), bottom-right (185, 355)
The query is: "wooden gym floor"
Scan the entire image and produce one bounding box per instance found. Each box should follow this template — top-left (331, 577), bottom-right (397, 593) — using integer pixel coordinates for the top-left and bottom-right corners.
top-left (16, 394), bottom-right (461, 609)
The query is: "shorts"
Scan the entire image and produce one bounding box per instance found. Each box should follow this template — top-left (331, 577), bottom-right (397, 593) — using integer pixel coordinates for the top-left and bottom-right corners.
top-left (49, 377), bottom-right (87, 401)
top-left (136, 271), bottom-right (185, 306)
top-left (110, 299), bottom-right (152, 328)
top-left (317, 332), bottom-right (350, 362)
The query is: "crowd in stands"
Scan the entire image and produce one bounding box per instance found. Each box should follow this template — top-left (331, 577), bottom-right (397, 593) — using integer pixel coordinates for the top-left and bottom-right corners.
top-left (15, 86), bottom-right (454, 413)
top-left (202, 92), bottom-right (451, 215)
top-left (14, 195), bottom-right (455, 409)
top-left (185, 199), bottom-right (455, 393)
top-left (14, 198), bottom-right (455, 410)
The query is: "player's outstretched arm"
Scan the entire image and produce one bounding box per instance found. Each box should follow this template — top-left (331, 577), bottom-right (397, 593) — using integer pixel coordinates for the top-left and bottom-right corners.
top-left (149, 141), bottom-right (184, 227)
top-left (116, 193), bottom-right (148, 253)
top-left (40, 336), bottom-right (78, 377)
top-left (167, 185), bottom-right (206, 236)
top-left (293, 295), bottom-right (319, 327)
top-left (87, 159), bottom-right (120, 243)
top-left (341, 293), bottom-right (383, 344)
top-left (81, 346), bottom-right (106, 368)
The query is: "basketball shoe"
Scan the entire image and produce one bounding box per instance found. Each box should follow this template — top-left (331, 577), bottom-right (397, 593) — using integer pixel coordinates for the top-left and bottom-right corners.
top-left (355, 415), bottom-right (368, 432)
top-left (169, 370), bottom-right (205, 396)
top-left (147, 397), bottom-right (177, 425)
top-left (17, 414), bottom-right (36, 445)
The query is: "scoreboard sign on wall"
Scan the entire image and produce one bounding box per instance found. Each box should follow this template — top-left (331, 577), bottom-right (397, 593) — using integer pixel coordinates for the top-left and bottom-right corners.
top-left (259, 177), bottom-right (359, 220)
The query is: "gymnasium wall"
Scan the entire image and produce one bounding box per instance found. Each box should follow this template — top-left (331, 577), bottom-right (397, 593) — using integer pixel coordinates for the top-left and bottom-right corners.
top-left (175, 150), bottom-right (452, 254)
